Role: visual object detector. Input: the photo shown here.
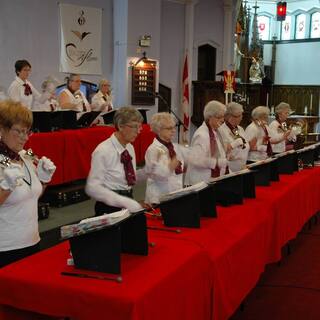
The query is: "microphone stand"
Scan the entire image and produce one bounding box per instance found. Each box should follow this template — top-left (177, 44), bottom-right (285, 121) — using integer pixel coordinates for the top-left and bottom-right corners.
top-left (153, 92), bottom-right (188, 144)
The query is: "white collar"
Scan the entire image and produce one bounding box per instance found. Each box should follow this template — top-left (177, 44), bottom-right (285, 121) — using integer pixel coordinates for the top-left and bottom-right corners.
top-left (111, 133), bottom-right (127, 155)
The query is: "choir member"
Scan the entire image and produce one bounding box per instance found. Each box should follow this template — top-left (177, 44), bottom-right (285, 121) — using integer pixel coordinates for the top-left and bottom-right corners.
top-left (186, 100), bottom-right (227, 185)
top-left (91, 79), bottom-right (113, 112)
top-left (85, 107), bottom-right (143, 215)
top-left (58, 74), bottom-right (90, 112)
top-left (8, 60), bottom-right (50, 110)
top-left (245, 106), bottom-right (291, 161)
top-left (144, 112), bottom-right (188, 205)
top-left (269, 102), bottom-right (299, 153)
top-left (0, 100), bottom-right (56, 268)
top-left (33, 77), bottom-right (59, 111)
top-left (218, 102), bottom-right (249, 171)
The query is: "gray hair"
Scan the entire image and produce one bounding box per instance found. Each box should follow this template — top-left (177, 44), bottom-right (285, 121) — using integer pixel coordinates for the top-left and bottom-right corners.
top-left (203, 100), bottom-right (226, 121)
top-left (225, 102), bottom-right (243, 117)
top-left (98, 78), bottom-right (111, 90)
top-left (150, 112), bottom-right (175, 134)
top-left (113, 106), bottom-right (143, 130)
top-left (275, 102), bottom-right (291, 114)
top-left (65, 73), bottom-right (80, 86)
top-left (251, 106), bottom-right (270, 120)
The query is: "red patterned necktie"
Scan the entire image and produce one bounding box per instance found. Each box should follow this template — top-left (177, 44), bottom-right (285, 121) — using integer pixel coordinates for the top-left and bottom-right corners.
top-left (262, 126), bottom-right (273, 156)
top-left (120, 150), bottom-right (136, 186)
top-left (207, 123), bottom-right (220, 178)
top-left (156, 136), bottom-right (183, 174)
top-left (23, 83), bottom-right (32, 96)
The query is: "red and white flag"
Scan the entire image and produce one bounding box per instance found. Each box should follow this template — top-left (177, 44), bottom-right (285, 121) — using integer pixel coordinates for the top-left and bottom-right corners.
top-left (181, 54), bottom-right (190, 143)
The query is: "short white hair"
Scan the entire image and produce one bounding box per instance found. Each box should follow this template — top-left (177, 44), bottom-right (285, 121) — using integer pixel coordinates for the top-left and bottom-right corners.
top-left (275, 102), bottom-right (291, 114)
top-left (251, 106), bottom-right (270, 120)
top-left (98, 78), bottom-right (111, 90)
top-left (203, 100), bottom-right (226, 121)
top-left (225, 102), bottom-right (243, 117)
top-left (150, 112), bottom-right (175, 134)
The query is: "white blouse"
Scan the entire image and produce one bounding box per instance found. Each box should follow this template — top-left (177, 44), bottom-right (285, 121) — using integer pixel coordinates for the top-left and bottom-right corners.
top-left (0, 152), bottom-right (42, 252)
top-left (269, 120), bottom-right (297, 153)
top-left (144, 138), bottom-right (188, 205)
top-left (85, 133), bottom-right (142, 212)
top-left (91, 91), bottom-right (113, 112)
top-left (8, 76), bottom-right (49, 110)
top-left (218, 122), bottom-right (249, 172)
top-left (60, 88), bottom-right (90, 112)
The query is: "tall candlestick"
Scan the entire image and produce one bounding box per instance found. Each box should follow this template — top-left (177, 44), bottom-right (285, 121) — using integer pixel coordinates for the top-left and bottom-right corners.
top-left (225, 93), bottom-right (228, 105)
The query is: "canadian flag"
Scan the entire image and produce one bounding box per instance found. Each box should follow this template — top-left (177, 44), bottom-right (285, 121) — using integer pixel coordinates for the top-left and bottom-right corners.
top-left (181, 54), bottom-right (190, 143)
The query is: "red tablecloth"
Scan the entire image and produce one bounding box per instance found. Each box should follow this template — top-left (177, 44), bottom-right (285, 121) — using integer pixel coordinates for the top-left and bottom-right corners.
top-left (147, 167), bottom-right (320, 320)
top-left (0, 237), bottom-right (212, 320)
top-left (25, 125), bottom-right (155, 185)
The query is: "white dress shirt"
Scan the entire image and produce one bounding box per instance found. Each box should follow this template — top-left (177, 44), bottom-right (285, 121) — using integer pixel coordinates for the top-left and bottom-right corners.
top-left (144, 138), bottom-right (188, 204)
top-left (85, 133), bottom-right (142, 212)
top-left (8, 76), bottom-right (49, 110)
top-left (218, 122), bottom-right (249, 172)
top-left (185, 122), bottom-right (227, 185)
top-left (0, 152), bottom-right (42, 252)
top-left (33, 98), bottom-right (59, 111)
top-left (269, 120), bottom-right (297, 153)
top-left (91, 91), bottom-right (113, 111)
top-left (60, 88), bottom-right (90, 112)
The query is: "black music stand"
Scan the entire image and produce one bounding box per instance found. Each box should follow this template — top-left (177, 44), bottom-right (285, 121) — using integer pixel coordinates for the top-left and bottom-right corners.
top-left (51, 111), bottom-right (78, 130)
top-left (102, 110), bottom-right (117, 125)
top-left (32, 112), bottom-right (53, 132)
top-left (159, 184), bottom-right (216, 228)
top-left (77, 111), bottom-right (101, 128)
top-left (247, 159), bottom-right (276, 186)
top-left (273, 151), bottom-right (298, 174)
top-left (64, 210), bottom-right (148, 274)
top-left (297, 146), bottom-right (315, 167)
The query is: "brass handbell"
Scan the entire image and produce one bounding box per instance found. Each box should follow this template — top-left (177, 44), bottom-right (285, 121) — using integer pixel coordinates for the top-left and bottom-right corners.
top-left (26, 148), bottom-right (39, 164)
top-left (0, 154), bottom-right (12, 168)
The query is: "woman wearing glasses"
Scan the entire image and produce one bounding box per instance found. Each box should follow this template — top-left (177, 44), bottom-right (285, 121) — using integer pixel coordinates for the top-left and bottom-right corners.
top-left (86, 107), bottom-right (143, 215)
top-left (0, 100), bottom-right (56, 268)
top-left (144, 112), bottom-right (188, 205)
top-left (8, 60), bottom-right (50, 110)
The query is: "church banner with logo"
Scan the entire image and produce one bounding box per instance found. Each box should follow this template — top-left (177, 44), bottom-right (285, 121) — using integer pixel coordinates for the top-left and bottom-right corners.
top-left (59, 3), bottom-right (102, 74)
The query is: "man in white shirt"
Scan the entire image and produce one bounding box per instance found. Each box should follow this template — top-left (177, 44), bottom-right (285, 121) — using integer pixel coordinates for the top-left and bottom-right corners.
top-left (219, 102), bottom-right (249, 172)
top-left (86, 107), bottom-right (143, 215)
top-left (8, 60), bottom-right (49, 110)
top-left (186, 100), bottom-right (227, 185)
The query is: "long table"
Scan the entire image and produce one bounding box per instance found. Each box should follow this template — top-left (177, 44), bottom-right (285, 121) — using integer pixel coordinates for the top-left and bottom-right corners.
top-left (0, 167), bottom-right (320, 320)
top-left (25, 125), bottom-right (155, 185)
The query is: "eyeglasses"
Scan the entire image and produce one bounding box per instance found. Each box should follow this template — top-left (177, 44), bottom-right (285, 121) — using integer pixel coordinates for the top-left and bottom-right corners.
top-left (10, 128), bottom-right (33, 138)
top-left (162, 126), bottom-right (176, 131)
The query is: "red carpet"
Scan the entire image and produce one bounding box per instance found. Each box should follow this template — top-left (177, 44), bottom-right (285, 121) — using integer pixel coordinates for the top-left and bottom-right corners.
top-left (231, 214), bottom-right (320, 320)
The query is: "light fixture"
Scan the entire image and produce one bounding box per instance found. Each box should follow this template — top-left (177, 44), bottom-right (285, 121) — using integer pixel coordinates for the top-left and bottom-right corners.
top-left (277, 1), bottom-right (287, 21)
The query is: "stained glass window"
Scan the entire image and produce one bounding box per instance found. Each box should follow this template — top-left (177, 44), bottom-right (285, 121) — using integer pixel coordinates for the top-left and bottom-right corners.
top-left (281, 15), bottom-right (292, 40)
top-left (257, 15), bottom-right (270, 40)
top-left (310, 12), bottom-right (320, 38)
top-left (295, 14), bottom-right (306, 39)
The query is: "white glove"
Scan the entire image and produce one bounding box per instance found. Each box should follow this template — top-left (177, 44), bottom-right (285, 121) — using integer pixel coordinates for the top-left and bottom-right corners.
top-left (257, 145), bottom-right (267, 152)
top-left (37, 156), bottom-right (56, 183)
top-left (230, 138), bottom-right (244, 149)
top-left (0, 164), bottom-right (25, 191)
top-left (217, 158), bottom-right (227, 169)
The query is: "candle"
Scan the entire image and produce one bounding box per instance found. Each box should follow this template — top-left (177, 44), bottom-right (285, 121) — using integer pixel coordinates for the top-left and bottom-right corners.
top-left (225, 93), bottom-right (228, 105)
top-left (310, 94), bottom-right (313, 114)
top-left (266, 93), bottom-right (269, 107)
top-left (304, 106), bottom-right (308, 115)
top-left (271, 106), bottom-right (274, 115)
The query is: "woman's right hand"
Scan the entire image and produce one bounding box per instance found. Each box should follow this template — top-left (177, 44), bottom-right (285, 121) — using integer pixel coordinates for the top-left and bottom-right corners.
top-left (0, 164), bottom-right (25, 191)
top-left (169, 157), bottom-right (181, 171)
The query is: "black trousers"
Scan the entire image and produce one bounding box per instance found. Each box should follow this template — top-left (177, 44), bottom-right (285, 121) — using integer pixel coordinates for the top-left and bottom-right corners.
top-left (95, 189), bottom-right (133, 216)
top-left (0, 242), bottom-right (40, 268)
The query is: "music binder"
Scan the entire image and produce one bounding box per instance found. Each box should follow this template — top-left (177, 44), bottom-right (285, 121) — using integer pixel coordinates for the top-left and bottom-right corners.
top-left (77, 111), bottom-right (101, 128)
top-left (247, 158), bottom-right (277, 186)
top-left (159, 182), bottom-right (216, 228)
top-left (101, 109), bottom-right (116, 125)
top-left (32, 111), bottom-right (53, 132)
top-left (61, 210), bottom-right (148, 274)
top-left (50, 110), bottom-right (78, 130)
top-left (296, 145), bottom-right (316, 167)
top-left (273, 150), bottom-right (298, 174)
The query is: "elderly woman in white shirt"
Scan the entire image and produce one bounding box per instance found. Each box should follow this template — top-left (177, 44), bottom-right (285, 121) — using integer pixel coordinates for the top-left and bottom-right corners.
top-left (58, 74), bottom-right (90, 112)
top-left (33, 77), bottom-right (59, 112)
top-left (186, 100), bottom-right (227, 185)
top-left (269, 102), bottom-right (298, 154)
top-left (245, 106), bottom-right (291, 162)
top-left (0, 100), bottom-right (56, 268)
top-left (91, 79), bottom-right (113, 112)
top-left (144, 112), bottom-right (188, 205)
top-left (8, 60), bottom-right (50, 110)
top-left (218, 102), bottom-right (249, 172)
top-left (86, 107), bottom-right (143, 215)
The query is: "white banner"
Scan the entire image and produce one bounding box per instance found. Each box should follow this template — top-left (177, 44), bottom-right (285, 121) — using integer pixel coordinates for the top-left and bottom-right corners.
top-left (59, 3), bottom-right (102, 74)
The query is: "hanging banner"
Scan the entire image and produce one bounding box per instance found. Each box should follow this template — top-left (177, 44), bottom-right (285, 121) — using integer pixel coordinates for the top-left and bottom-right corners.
top-left (59, 3), bottom-right (102, 74)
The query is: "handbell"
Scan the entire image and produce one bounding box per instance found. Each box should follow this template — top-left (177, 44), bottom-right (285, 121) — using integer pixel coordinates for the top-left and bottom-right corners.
top-left (0, 154), bottom-right (12, 168)
top-left (26, 148), bottom-right (39, 164)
